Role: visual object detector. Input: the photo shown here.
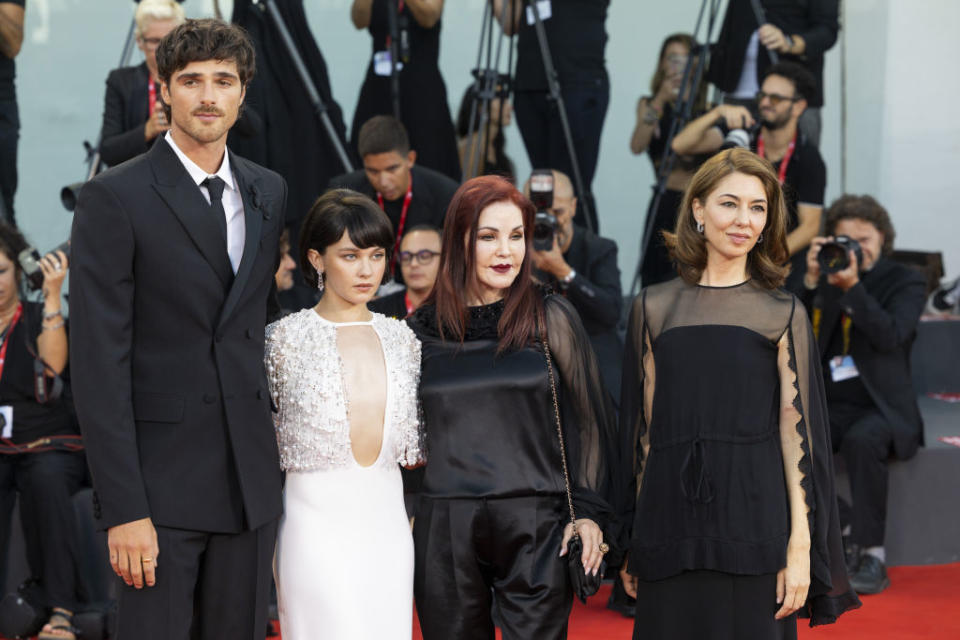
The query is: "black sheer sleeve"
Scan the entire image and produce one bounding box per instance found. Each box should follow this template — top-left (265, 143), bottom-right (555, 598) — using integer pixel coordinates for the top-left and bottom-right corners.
top-left (783, 301), bottom-right (862, 625)
top-left (544, 295), bottom-right (619, 537)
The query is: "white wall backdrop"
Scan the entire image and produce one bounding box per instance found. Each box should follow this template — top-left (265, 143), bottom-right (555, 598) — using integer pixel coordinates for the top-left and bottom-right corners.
top-left (12, 0), bottom-right (959, 290)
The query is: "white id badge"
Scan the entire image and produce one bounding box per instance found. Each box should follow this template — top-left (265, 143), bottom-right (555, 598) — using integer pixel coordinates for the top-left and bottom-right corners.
top-left (0, 405), bottom-right (12, 439)
top-left (829, 355), bottom-right (860, 382)
top-left (526, 0), bottom-right (553, 25)
top-left (373, 51), bottom-right (403, 76)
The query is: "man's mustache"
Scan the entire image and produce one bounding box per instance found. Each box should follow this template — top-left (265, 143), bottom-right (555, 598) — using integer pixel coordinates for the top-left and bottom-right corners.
top-left (192, 107), bottom-right (225, 116)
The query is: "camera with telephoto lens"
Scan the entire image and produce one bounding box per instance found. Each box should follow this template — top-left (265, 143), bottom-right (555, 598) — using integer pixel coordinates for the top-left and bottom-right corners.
top-left (18, 240), bottom-right (71, 291)
top-left (529, 169), bottom-right (557, 252)
top-left (818, 235), bottom-right (863, 275)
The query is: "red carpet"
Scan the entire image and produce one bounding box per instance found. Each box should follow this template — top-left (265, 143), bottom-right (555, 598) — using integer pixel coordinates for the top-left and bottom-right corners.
top-left (6, 564), bottom-right (958, 639)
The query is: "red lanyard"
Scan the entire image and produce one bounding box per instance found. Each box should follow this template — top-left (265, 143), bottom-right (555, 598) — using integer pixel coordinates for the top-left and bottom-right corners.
top-left (148, 80), bottom-right (156, 116)
top-left (377, 177), bottom-right (413, 277)
top-left (757, 132), bottom-right (796, 185)
top-left (404, 291), bottom-right (414, 317)
top-left (0, 303), bottom-right (23, 382)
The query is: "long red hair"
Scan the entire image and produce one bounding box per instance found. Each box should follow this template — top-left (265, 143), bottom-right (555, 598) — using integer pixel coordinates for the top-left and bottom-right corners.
top-left (428, 175), bottom-right (542, 352)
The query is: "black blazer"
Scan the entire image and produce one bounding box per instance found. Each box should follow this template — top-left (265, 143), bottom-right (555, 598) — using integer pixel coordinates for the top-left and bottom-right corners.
top-left (70, 139), bottom-right (287, 533)
top-left (801, 258), bottom-right (926, 459)
top-left (99, 63), bottom-right (154, 168)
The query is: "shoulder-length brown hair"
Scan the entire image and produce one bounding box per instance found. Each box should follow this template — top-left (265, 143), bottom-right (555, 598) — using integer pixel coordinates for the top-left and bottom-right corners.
top-left (663, 148), bottom-right (790, 289)
top-left (428, 175), bottom-right (541, 352)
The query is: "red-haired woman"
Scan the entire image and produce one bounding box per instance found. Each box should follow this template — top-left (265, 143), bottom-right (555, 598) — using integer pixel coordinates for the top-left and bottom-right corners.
top-left (407, 176), bottom-right (617, 639)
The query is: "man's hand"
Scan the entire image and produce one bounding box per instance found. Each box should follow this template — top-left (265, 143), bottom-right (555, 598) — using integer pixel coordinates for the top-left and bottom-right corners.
top-left (531, 234), bottom-right (571, 280)
top-left (804, 236), bottom-right (829, 289)
top-left (827, 249), bottom-right (860, 292)
top-left (108, 517), bottom-right (159, 589)
top-left (714, 104), bottom-right (755, 131)
top-left (759, 23), bottom-right (791, 53)
top-left (144, 102), bottom-right (170, 141)
top-left (619, 556), bottom-right (638, 599)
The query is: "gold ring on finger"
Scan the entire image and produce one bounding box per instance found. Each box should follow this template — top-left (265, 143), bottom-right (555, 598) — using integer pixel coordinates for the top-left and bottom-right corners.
top-left (598, 543), bottom-right (610, 555)
top-left (142, 557), bottom-right (153, 563)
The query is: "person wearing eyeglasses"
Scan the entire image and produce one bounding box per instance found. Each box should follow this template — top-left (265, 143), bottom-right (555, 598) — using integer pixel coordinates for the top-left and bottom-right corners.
top-left (672, 62), bottom-right (826, 295)
top-left (97, 0), bottom-right (185, 168)
top-left (370, 224), bottom-right (442, 320)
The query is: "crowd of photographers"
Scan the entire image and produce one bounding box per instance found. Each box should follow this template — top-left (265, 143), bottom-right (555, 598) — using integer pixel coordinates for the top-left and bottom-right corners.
top-left (0, 0), bottom-right (955, 636)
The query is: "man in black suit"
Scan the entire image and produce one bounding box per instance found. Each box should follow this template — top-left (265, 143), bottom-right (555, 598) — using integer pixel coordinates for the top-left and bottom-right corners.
top-left (329, 115), bottom-right (458, 281)
top-left (70, 19), bottom-right (285, 639)
top-left (525, 169), bottom-right (622, 402)
top-left (801, 195), bottom-right (926, 596)
top-left (98, 0), bottom-right (184, 167)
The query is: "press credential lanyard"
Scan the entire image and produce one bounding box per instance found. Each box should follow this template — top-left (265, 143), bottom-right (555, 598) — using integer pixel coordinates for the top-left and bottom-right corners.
top-left (0, 303), bottom-right (24, 382)
top-left (378, 177), bottom-right (413, 277)
top-left (757, 132), bottom-right (796, 185)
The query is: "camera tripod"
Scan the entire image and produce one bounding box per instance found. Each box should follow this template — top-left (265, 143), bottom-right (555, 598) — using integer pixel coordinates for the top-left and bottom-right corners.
top-left (629, 0), bottom-right (723, 296)
top-left (463, 0), bottom-right (595, 233)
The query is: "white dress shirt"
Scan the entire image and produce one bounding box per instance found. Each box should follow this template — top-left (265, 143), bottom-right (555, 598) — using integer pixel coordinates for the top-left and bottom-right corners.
top-left (165, 131), bottom-right (246, 273)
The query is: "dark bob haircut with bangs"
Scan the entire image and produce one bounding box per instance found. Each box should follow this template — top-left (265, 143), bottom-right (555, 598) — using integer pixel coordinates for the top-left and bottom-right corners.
top-left (428, 175), bottom-right (541, 353)
top-left (299, 189), bottom-right (396, 288)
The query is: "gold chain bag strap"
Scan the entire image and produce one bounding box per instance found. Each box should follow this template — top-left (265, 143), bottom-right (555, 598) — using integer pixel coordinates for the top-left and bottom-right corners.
top-left (539, 314), bottom-right (603, 602)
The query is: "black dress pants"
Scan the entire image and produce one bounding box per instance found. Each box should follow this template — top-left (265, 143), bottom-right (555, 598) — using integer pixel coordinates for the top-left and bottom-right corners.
top-left (0, 98), bottom-right (18, 225)
top-left (114, 519), bottom-right (278, 640)
top-left (0, 450), bottom-right (86, 609)
top-left (830, 404), bottom-right (895, 547)
top-left (514, 83), bottom-right (609, 232)
top-left (414, 495), bottom-right (572, 640)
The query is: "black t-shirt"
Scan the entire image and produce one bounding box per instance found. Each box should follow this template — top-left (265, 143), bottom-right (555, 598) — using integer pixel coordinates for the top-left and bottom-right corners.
top-left (0, 302), bottom-right (77, 444)
top-left (328, 164), bottom-right (459, 236)
top-left (515, 0), bottom-right (609, 91)
top-left (0, 0), bottom-right (25, 101)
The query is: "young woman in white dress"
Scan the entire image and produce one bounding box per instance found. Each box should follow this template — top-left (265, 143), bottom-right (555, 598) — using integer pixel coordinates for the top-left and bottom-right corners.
top-left (265, 189), bottom-right (424, 640)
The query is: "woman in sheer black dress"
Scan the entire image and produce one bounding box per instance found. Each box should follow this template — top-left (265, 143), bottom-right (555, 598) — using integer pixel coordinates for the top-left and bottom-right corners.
top-left (619, 149), bottom-right (859, 638)
top-left (350, 0), bottom-right (461, 181)
top-left (408, 176), bottom-right (617, 639)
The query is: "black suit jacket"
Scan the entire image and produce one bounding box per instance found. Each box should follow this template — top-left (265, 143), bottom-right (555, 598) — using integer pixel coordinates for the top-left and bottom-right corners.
top-left (800, 258), bottom-right (926, 459)
top-left (708, 0), bottom-right (839, 108)
top-left (99, 63), bottom-right (154, 168)
top-left (70, 139), bottom-right (287, 533)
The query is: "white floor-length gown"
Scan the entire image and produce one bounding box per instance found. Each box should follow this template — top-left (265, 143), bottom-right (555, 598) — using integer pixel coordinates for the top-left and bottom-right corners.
top-left (265, 309), bottom-right (423, 640)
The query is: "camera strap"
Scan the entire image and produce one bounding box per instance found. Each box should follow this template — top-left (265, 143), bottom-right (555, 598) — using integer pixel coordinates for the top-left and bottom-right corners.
top-left (0, 303), bottom-right (24, 382)
top-left (757, 132), bottom-right (796, 185)
top-left (378, 176), bottom-right (414, 277)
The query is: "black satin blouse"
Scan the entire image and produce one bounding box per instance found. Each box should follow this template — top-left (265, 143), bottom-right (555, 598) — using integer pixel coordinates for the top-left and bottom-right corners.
top-left (408, 295), bottom-right (617, 526)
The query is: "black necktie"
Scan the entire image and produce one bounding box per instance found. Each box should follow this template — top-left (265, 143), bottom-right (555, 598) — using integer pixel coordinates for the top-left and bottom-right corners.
top-left (202, 176), bottom-right (228, 241)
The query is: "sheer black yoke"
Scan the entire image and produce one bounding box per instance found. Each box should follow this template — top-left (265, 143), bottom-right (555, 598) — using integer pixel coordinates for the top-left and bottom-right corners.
top-left (409, 295), bottom-right (616, 529)
top-left (620, 278), bottom-right (860, 626)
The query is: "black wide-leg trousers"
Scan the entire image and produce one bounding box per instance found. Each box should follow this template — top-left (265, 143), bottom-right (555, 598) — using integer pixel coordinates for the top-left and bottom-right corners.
top-left (114, 519), bottom-right (277, 640)
top-left (414, 495), bottom-right (572, 640)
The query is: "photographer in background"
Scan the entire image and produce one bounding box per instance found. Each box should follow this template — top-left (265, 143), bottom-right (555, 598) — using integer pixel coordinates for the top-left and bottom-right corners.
top-left (495, 0), bottom-right (609, 232)
top-left (708, 0), bottom-right (838, 147)
top-left (0, 224), bottom-right (84, 640)
top-left (370, 224), bottom-right (441, 319)
top-left (800, 195), bottom-right (926, 596)
top-left (329, 116), bottom-right (457, 281)
top-left (672, 62), bottom-right (825, 294)
top-left (0, 0), bottom-right (25, 224)
top-left (98, 0), bottom-right (185, 167)
top-left (525, 169), bottom-right (622, 401)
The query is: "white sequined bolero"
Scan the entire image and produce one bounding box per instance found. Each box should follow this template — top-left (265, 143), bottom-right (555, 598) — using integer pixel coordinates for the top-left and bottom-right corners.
top-left (264, 309), bottom-right (424, 472)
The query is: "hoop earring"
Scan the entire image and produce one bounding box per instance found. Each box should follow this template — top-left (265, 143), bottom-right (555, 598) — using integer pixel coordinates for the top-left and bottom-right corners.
top-left (757, 233), bottom-right (764, 244)
top-left (696, 221), bottom-right (704, 234)
top-left (316, 269), bottom-right (324, 293)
